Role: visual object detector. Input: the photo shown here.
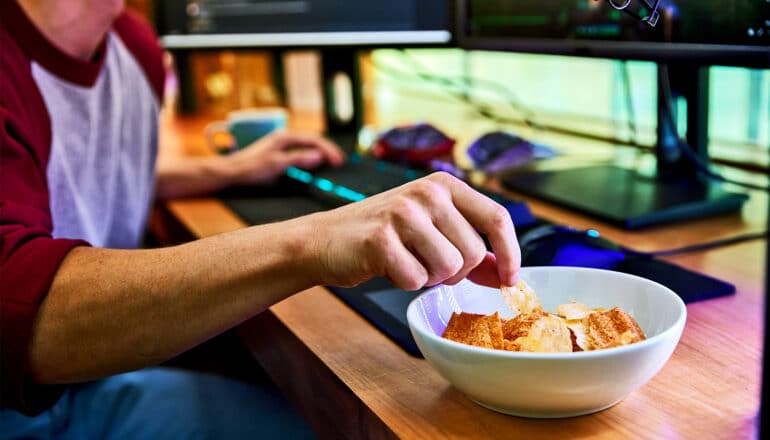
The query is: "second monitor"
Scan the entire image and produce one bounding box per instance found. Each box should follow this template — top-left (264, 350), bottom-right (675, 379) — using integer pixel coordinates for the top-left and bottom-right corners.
top-left (457, 0), bottom-right (768, 228)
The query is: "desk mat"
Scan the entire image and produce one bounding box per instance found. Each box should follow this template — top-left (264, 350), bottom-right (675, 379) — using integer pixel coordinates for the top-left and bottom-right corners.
top-left (218, 184), bottom-right (735, 357)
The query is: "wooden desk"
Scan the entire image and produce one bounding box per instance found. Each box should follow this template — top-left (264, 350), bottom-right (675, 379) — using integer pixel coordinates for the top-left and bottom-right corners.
top-left (159, 112), bottom-right (767, 439)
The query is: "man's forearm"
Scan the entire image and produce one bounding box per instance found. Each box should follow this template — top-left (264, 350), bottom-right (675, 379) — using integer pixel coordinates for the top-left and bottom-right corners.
top-left (29, 218), bottom-right (319, 384)
top-left (155, 155), bottom-right (238, 200)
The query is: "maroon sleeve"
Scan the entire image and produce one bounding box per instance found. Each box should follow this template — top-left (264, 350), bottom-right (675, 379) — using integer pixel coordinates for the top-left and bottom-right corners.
top-left (0, 28), bottom-right (88, 415)
top-left (113, 10), bottom-right (166, 103)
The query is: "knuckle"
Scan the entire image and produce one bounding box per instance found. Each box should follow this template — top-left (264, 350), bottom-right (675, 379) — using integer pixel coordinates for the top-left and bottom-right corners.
top-left (489, 205), bottom-right (512, 230)
top-left (364, 224), bottom-right (392, 253)
top-left (409, 178), bottom-right (434, 196)
top-left (407, 178), bottom-right (446, 204)
top-left (388, 196), bottom-right (420, 224)
top-left (407, 274), bottom-right (429, 291)
top-left (447, 254), bottom-right (465, 278)
top-left (434, 250), bottom-right (464, 281)
top-left (428, 171), bottom-right (455, 186)
top-left (399, 268), bottom-right (428, 291)
top-left (466, 243), bottom-right (487, 268)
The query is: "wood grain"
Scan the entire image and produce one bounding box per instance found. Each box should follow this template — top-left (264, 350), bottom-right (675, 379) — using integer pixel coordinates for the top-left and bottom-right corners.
top-left (158, 113), bottom-right (767, 439)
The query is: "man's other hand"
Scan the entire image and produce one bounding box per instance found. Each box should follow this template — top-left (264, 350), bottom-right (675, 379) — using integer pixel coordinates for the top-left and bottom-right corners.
top-left (225, 130), bottom-right (345, 186)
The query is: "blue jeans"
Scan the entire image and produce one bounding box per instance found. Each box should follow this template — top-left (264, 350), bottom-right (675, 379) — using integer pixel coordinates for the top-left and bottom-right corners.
top-left (0, 367), bottom-right (316, 439)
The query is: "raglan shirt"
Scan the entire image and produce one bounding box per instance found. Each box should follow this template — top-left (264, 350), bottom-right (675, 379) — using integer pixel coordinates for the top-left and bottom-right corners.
top-left (0, 1), bottom-right (165, 415)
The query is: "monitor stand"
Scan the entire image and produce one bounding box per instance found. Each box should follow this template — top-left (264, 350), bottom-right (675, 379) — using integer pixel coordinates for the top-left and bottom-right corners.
top-left (502, 64), bottom-right (748, 230)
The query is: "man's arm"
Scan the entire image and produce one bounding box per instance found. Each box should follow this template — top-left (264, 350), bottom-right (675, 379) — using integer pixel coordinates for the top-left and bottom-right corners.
top-left (155, 130), bottom-right (345, 199)
top-left (29, 218), bottom-right (317, 384)
top-left (29, 172), bottom-right (520, 384)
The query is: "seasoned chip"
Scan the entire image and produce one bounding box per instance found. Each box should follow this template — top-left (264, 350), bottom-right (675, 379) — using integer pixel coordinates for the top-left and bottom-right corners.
top-left (568, 328), bottom-right (583, 352)
top-left (584, 307), bottom-right (646, 350)
top-left (566, 321), bottom-right (590, 351)
top-left (443, 312), bottom-right (504, 350)
top-left (501, 279), bottom-right (542, 316)
top-left (508, 314), bottom-right (573, 353)
top-left (556, 301), bottom-right (593, 321)
top-left (502, 309), bottom-right (545, 341)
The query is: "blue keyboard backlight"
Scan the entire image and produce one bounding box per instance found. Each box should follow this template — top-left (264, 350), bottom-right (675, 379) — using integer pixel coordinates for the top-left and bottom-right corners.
top-left (286, 167), bottom-right (312, 184)
top-left (315, 178), bottom-right (334, 192)
top-left (333, 186), bottom-right (366, 202)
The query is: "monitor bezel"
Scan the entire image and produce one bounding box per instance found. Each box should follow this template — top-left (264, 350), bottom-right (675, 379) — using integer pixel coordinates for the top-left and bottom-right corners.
top-left (455, 0), bottom-right (770, 68)
top-left (156, 0), bottom-right (457, 51)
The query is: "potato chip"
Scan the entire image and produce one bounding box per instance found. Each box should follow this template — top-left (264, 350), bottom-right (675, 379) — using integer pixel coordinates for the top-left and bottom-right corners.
top-left (501, 279), bottom-right (542, 316)
top-left (502, 310), bottom-right (545, 341)
top-left (443, 312), bottom-right (504, 350)
top-left (565, 320), bottom-right (591, 351)
top-left (509, 314), bottom-right (573, 353)
top-left (584, 307), bottom-right (646, 350)
top-left (556, 300), bottom-right (593, 321)
top-left (568, 328), bottom-right (584, 352)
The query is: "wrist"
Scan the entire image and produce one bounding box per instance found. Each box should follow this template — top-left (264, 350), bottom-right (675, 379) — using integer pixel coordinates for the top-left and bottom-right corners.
top-left (283, 213), bottom-right (329, 287)
top-left (216, 153), bottom-right (248, 187)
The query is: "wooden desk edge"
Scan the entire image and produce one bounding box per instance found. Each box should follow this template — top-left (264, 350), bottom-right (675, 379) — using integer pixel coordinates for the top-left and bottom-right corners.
top-left (237, 309), bottom-right (398, 440)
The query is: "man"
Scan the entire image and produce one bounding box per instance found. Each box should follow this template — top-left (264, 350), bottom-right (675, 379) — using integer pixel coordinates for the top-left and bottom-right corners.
top-left (0, 0), bottom-right (520, 437)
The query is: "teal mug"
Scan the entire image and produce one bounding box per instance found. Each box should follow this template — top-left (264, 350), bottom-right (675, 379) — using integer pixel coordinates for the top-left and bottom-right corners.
top-left (205, 108), bottom-right (288, 153)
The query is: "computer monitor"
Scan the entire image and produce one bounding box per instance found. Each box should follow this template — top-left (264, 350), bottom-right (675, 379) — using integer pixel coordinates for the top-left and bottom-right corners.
top-left (456, 0), bottom-right (769, 229)
top-left (155, 0), bottom-right (453, 132)
top-left (156, 0), bottom-right (451, 48)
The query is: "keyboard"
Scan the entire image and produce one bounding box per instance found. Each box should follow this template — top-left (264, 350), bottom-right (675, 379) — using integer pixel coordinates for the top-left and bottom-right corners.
top-left (285, 153), bottom-right (538, 228)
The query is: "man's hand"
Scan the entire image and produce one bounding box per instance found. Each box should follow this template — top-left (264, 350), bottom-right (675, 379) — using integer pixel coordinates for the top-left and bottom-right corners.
top-left (225, 130), bottom-right (345, 186)
top-left (303, 172), bottom-right (521, 290)
top-left (156, 130), bottom-right (344, 199)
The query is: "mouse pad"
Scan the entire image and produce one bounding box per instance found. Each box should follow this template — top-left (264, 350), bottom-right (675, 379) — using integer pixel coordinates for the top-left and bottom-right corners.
top-left (328, 278), bottom-right (424, 357)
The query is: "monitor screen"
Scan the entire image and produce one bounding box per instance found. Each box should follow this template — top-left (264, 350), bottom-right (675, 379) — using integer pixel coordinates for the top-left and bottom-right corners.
top-left (157, 0), bottom-right (452, 48)
top-left (458, 0), bottom-right (770, 66)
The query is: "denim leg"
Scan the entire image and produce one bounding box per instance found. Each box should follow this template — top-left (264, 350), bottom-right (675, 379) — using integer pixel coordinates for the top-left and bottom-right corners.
top-left (1, 394), bottom-right (64, 440)
top-left (2, 368), bottom-right (316, 440)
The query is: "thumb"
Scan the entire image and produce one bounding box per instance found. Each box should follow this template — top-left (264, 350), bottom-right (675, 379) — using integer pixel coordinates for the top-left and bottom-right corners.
top-left (467, 252), bottom-right (503, 288)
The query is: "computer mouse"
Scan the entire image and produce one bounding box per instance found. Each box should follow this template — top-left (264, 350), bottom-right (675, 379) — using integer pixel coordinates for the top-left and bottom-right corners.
top-left (519, 224), bottom-right (627, 270)
top-left (372, 123), bottom-right (456, 165)
top-left (467, 131), bottom-right (556, 174)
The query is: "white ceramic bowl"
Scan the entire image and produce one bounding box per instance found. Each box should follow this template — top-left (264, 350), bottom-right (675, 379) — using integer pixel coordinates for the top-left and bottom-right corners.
top-left (406, 267), bottom-right (687, 418)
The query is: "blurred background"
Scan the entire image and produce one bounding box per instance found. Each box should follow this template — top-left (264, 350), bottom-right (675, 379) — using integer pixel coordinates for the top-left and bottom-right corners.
top-left (126, 0), bottom-right (768, 176)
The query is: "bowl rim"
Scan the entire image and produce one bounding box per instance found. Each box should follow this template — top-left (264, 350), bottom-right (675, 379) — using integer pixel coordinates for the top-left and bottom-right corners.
top-left (407, 266), bottom-right (688, 359)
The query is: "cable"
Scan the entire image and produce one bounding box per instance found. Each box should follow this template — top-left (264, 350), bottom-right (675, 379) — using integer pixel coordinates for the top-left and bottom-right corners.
top-left (369, 51), bottom-right (539, 130)
top-left (369, 53), bottom-right (626, 144)
top-left (659, 66), bottom-right (769, 192)
top-left (367, 56), bottom-right (521, 130)
top-left (396, 50), bottom-right (541, 128)
top-left (627, 230), bottom-right (768, 257)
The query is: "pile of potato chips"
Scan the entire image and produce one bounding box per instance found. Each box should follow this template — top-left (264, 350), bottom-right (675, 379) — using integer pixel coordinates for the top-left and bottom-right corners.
top-left (442, 280), bottom-right (646, 353)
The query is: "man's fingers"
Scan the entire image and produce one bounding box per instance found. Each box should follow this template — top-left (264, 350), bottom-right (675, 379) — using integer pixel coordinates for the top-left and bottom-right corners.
top-left (280, 149), bottom-right (325, 169)
top-left (399, 213), bottom-right (465, 287)
top-left (280, 132), bottom-right (345, 166)
top-left (467, 253), bottom-right (503, 287)
top-left (432, 173), bottom-right (521, 285)
top-left (432, 205), bottom-right (488, 286)
top-left (378, 230), bottom-right (429, 291)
